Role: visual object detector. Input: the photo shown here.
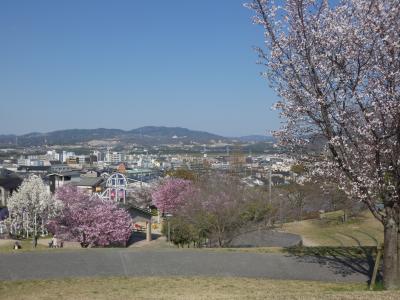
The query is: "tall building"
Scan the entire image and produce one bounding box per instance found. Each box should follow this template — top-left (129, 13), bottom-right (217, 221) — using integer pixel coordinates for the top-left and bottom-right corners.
top-left (61, 151), bottom-right (76, 163)
top-left (46, 150), bottom-right (60, 161)
top-left (93, 150), bottom-right (102, 162)
top-left (105, 150), bottom-right (124, 164)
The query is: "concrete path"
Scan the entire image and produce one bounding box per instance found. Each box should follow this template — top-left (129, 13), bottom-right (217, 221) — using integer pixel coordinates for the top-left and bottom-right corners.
top-left (0, 249), bottom-right (371, 282)
top-left (229, 230), bottom-right (302, 247)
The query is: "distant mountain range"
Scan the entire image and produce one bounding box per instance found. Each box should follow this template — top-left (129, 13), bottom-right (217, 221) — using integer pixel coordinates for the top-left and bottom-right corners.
top-left (0, 126), bottom-right (275, 147)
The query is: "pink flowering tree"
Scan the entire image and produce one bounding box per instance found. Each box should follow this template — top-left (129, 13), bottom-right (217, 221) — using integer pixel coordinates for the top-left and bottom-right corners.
top-left (151, 178), bottom-right (193, 214)
top-left (247, 0), bottom-right (400, 289)
top-left (166, 175), bottom-right (274, 247)
top-left (48, 185), bottom-right (132, 247)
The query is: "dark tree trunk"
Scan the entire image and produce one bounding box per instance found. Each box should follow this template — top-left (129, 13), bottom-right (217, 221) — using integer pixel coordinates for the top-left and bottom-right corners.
top-left (299, 207), bottom-right (303, 221)
top-left (342, 210), bottom-right (348, 223)
top-left (383, 215), bottom-right (400, 290)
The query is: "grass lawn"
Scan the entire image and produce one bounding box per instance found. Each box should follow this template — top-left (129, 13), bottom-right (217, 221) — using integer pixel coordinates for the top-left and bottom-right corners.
top-left (0, 210), bottom-right (383, 255)
top-left (282, 210), bottom-right (383, 247)
top-left (0, 239), bottom-right (48, 253)
top-left (0, 276), bottom-right (399, 300)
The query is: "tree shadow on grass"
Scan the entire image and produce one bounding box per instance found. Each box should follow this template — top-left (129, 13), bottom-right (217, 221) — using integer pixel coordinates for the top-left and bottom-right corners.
top-left (283, 236), bottom-right (382, 284)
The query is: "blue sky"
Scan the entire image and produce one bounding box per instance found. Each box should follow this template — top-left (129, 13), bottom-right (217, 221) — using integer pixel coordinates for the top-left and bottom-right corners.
top-left (0, 0), bottom-right (280, 137)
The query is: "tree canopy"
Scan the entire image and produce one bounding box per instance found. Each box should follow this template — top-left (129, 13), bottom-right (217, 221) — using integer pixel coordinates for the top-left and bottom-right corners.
top-left (247, 0), bottom-right (400, 289)
top-left (48, 185), bottom-right (132, 247)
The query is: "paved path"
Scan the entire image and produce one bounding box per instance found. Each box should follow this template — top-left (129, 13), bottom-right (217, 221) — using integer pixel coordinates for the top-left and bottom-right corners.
top-left (0, 249), bottom-right (372, 282)
top-left (229, 230), bottom-right (302, 247)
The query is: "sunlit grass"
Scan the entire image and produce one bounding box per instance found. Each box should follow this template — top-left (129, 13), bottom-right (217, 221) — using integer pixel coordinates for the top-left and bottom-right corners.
top-left (283, 210), bottom-right (383, 247)
top-left (0, 276), bottom-right (399, 300)
top-left (0, 239), bottom-right (48, 253)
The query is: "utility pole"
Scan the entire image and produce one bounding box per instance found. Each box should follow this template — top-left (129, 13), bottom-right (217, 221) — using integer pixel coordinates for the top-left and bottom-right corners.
top-left (168, 221), bottom-right (170, 243)
top-left (249, 149), bottom-right (253, 177)
top-left (269, 168), bottom-right (272, 204)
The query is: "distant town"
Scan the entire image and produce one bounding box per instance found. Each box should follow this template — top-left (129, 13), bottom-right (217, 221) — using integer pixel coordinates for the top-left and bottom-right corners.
top-left (0, 126), bottom-right (296, 207)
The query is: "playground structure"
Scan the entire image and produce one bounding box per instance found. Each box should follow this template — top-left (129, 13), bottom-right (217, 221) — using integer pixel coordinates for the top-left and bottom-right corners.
top-left (95, 172), bottom-right (153, 242)
top-left (97, 173), bottom-right (128, 203)
top-left (96, 172), bottom-right (148, 203)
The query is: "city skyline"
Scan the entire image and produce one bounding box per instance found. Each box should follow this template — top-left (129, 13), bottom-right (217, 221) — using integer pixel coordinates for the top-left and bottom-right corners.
top-left (0, 0), bottom-right (280, 136)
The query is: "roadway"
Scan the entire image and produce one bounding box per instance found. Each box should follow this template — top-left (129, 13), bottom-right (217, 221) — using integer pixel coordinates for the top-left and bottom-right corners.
top-left (0, 248), bottom-right (371, 282)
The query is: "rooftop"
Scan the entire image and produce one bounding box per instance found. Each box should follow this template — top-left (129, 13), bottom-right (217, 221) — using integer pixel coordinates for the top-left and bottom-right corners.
top-left (72, 177), bottom-right (104, 187)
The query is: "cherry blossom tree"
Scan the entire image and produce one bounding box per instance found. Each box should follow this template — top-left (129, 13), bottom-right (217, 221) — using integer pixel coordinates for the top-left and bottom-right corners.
top-left (151, 178), bottom-right (193, 214)
top-left (127, 184), bottom-right (153, 209)
top-left (48, 185), bottom-right (132, 247)
top-left (7, 175), bottom-right (61, 237)
top-left (166, 175), bottom-right (274, 247)
top-left (247, 0), bottom-right (400, 289)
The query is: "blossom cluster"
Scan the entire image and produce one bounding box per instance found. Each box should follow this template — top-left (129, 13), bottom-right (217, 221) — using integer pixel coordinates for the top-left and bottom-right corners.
top-left (49, 185), bottom-right (132, 247)
top-left (151, 178), bottom-right (193, 214)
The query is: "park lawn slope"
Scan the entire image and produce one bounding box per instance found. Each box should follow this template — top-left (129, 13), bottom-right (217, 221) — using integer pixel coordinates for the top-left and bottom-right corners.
top-left (0, 276), bottom-right (399, 300)
top-left (282, 210), bottom-right (383, 247)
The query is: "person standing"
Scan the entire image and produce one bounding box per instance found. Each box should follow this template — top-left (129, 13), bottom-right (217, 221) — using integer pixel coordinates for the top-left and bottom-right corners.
top-left (32, 234), bottom-right (38, 248)
top-left (52, 235), bottom-right (58, 248)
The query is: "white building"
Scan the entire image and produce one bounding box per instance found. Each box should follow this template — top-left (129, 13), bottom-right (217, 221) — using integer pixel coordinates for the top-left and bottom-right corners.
top-left (105, 151), bottom-right (124, 164)
top-left (61, 151), bottom-right (76, 163)
top-left (93, 150), bottom-right (102, 162)
top-left (46, 150), bottom-right (60, 161)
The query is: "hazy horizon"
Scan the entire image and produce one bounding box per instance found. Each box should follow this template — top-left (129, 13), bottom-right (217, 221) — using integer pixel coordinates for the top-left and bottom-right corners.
top-left (0, 125), bottom-right (273, 138)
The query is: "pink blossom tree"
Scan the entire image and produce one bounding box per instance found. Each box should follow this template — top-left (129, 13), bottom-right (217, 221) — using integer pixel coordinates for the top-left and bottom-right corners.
top-left (151, 178), bottom-right (193, 214)
top-left (167, 175), bottom-right (274, 247)
top-left (247, 0), bottom-right (400, 289)
top-left (48, 185), bottom-right (132, 247)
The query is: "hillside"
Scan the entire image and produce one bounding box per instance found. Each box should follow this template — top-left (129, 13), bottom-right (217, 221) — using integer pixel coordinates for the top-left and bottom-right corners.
top-left (282, 210), bottom-right (383, 247)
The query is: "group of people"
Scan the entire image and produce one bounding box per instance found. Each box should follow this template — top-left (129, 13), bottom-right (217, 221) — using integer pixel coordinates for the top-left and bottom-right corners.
top-left (12, 235), bottom-right (64, 250)
top-left (48, 235), bottom-right (63, 248)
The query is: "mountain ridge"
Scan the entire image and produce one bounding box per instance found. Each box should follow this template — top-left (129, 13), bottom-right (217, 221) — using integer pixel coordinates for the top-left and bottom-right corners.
top-left (0, 126), bottom-right (223, 146)
top-left (0, 127), bottom-right (274, 147)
